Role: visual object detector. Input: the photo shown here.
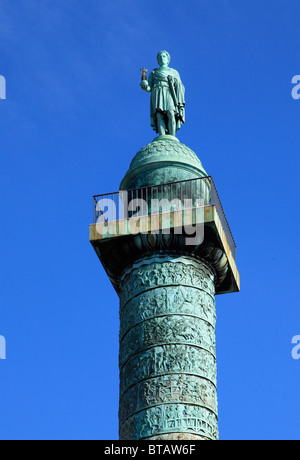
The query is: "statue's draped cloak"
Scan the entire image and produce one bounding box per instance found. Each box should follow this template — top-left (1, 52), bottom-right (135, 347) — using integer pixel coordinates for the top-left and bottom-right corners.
top-left (148, 67), bottom-right (185, 133)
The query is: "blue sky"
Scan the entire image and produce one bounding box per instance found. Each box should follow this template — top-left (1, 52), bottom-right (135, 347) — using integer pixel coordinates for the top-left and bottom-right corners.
top-left (0, 0), bottom-right (300, 440)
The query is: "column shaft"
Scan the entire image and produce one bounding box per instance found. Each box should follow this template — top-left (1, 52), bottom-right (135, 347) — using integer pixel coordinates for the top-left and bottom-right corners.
top-left (119, 254), bottom-right (218, 440)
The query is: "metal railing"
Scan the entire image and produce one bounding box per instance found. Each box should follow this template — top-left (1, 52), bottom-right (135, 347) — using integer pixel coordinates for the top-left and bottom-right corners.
top-left (93, 176), bottom-right (236, 260)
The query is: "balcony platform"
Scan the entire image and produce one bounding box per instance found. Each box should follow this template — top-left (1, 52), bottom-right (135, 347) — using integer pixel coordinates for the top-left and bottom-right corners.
top-left (89, 204), bottom-right (240, 296)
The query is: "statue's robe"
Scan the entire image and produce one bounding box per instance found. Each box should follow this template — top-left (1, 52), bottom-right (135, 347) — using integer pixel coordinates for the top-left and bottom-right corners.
top-left (148, 67), bottom-right (185, 134)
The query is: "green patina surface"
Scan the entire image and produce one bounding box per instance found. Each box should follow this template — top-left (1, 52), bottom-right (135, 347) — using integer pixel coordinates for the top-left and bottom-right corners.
top-left (120, 135), bottom-right (207, 191)
top-left (140, 51), bottom-right (185, 136)
top-left (117, 134), bottom-right (220, 440)
top-left (90, 52), bottom-right (239, 440)
top-left (119, 255), bottom-right (218, 440)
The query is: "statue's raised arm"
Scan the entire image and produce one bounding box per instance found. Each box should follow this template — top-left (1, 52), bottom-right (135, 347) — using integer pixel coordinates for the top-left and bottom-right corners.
top-left (140, 50), bottom-right (185, 137)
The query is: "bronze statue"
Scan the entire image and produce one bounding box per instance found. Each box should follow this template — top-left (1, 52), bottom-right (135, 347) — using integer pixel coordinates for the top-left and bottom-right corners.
top-left (140, 51), bottom-right (185, 136)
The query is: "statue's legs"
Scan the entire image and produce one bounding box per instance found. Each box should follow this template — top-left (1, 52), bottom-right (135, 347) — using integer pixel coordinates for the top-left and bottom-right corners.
top-left (156, 110), bottom-right (176, 136)
top-left (167, 110), bottom-right (176, 136)
top-left (156, 112), bottom-right (166, 136)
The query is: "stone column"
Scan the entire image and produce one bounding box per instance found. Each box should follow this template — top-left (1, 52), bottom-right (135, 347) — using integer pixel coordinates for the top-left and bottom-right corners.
top-left (118, 254), bottom-right (218, 440)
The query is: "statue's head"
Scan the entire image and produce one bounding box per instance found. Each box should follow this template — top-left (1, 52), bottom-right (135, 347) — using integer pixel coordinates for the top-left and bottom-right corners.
top-left (157, 50), bottom-right (171, 67)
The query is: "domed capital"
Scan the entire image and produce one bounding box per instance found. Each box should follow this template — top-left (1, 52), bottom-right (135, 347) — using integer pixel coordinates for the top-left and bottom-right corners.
top-left (120, 135), bottom-right (207, 191)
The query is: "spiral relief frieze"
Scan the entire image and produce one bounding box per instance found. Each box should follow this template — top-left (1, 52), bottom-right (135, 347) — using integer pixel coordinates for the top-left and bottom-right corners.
top-left (119, 254), bottom-right (219, 440)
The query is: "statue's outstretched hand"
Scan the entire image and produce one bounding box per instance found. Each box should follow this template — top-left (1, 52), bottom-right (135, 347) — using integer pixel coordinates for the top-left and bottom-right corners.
top-left (140, 81), bottom-right (150, 91)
